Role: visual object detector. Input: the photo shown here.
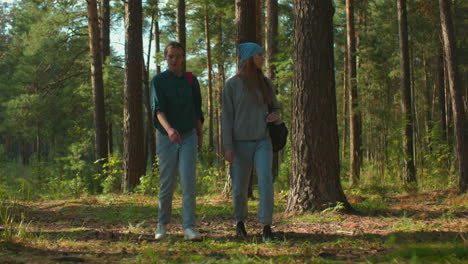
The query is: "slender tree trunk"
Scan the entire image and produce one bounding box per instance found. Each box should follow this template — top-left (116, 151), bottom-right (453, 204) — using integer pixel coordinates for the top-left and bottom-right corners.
top-left (204, 4), bottom-right (214, 151)
top-left (437, 50), bottom-right (447, 140)
top-left (177, 0), bottom-right (186, 72)
top-left (265, 0), bottom-right (278, 81)
top-left (342, 50), bottom-right (348, 162)
top-left (145, 13), bottom-right (156, 168)
top-left (100, 0), bottom-right (113, 156)
top-left (87, 0), bottom-right (108, 169)
top-left (286, 0), bottom-right (350, 213)
top-left (154, 0), bottom-right (161, 74)
top-left (265, 0), bottom-right (279, 181)
top-left (439, 0), bottom-right (468, 193)
top-left (346, 0), bottom-right (362, 187)
top-left (123, 0), bottom-right (145, 192)
top-left (397, 0), bottom-right (416, 185)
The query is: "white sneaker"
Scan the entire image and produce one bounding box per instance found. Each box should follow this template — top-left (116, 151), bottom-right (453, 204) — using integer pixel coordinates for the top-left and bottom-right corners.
top-left (184, 228), bottom-right (201, 241)
top-left (154, 224), bottom-right (167, 240)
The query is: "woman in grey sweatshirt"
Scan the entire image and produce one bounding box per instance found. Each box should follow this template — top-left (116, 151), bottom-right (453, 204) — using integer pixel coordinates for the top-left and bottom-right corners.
top-left (222, 42), bottom-right (280, 242)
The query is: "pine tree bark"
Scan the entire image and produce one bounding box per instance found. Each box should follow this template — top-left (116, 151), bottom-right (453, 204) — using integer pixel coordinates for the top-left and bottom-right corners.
top-left (438, 0), bottom-right (468, 193)
top-left (265, 0), bottom-right (278, 83)
top-left (87, 0), bottom-right (108, 168)
top-left (236, 0), bottom-right (257, 44)
top-left (99, 0), bottom-right (113, 156)
top-left (145, 11), bottom-right (156, 167)
top-left (397, 0), bottom-right (416, 185)
top-left (177, 0), bottom-right (186, 72)
top-left (123, 0), bottom-right (145, 192)
top-left (286, 0), bottom-right (350, 213)
top-left (265, 0), bottom-right (279, 181)
top-left (346, 0), bottom-right (362, 187)
top-left (204, 4), bottom-right (214, 151)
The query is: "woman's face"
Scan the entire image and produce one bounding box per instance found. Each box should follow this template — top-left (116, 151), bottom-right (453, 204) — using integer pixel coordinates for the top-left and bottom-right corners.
top-left (165, 47), bottom-right (184, 73)
top-left (253, 52), bottom-right (264, 70)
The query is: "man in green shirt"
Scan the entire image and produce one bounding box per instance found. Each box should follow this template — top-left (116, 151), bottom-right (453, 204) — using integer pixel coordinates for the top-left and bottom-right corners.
top-left (150, 42), bottom-right (203, 241)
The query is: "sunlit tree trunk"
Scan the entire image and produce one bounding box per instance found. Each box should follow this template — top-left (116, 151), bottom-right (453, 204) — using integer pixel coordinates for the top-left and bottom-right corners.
top-left (87, 0), bottom-right (108, 170)
top-left (438, 0), bottom-right (468, 193)
top-left (286, 0), bottom-right (350, 213)
top-left (397, 0), bottom-right (416, 185)
top-left (123, 0), bottom-right (145, 192)
top-left (144, 12), bottom-right (156, 168)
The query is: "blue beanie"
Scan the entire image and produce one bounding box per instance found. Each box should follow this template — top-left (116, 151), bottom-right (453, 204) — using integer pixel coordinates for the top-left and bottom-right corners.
top-left (239, 42), bottom-right (262, 68)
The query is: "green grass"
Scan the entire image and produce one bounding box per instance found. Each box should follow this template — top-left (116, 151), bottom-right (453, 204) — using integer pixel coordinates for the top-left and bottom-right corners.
top-left (0, 189), bottom-right (466, 263)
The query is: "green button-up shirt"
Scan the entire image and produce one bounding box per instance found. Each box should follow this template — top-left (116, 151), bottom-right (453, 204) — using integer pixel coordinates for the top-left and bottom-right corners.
top-left (150, 70), bottom-right (203, 135)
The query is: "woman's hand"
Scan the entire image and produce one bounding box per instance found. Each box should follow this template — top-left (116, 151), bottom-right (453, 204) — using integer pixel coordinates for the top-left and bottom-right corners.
top-left (224, 150), bottom-right (234, 163)
top-left (266, 112), bottom-right (280, 123)
top-left (167, 128), bottom-right (182, 143)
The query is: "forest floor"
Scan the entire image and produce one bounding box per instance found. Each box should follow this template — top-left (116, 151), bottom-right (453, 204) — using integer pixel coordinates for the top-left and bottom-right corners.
top-left (0, 188), bottom-right (467, 263)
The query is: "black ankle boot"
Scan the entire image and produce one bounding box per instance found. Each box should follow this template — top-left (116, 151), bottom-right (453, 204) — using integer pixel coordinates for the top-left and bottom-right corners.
top-left (236, 221), bottom-right (247, 238)
top-left (262, 225), bottom-right (274, 242)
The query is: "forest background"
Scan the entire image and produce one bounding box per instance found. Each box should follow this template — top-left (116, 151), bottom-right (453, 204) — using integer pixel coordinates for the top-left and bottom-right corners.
top-left (0, 0), bottom-right (467, 263)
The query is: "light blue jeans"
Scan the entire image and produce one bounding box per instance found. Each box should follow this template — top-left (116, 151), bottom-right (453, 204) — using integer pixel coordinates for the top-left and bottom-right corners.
top-left (231, 138), bottom-right (274, 224)
top-left (157, 130), bottom-right (197, 229)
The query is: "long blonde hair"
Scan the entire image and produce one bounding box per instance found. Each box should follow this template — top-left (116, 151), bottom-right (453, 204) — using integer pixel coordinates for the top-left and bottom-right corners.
top-left (238, 57), bottom-right (273, 105)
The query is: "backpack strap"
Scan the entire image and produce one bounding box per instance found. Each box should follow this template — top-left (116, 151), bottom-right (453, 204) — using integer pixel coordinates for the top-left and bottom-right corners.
top-left (185, 72), bottom-right (194, 86)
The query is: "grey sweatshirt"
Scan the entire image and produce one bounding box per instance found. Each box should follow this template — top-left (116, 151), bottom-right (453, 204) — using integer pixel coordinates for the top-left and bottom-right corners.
top-left (222, 75), bottom-right (280, 151)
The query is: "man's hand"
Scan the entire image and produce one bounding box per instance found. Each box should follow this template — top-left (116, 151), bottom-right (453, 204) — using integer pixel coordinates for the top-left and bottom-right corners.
top-left (224, 150), bottom-right (234, 163)
top-left (167, 128), bottom-right (182, 143)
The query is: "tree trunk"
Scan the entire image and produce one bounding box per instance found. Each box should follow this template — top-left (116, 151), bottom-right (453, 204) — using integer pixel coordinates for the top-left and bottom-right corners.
top-left (342, 49), bottom-right (348, 162)
top-left (87, 0), bottom-right (108, 169)
top-left (123, 0), bottom-right (145, 192)
top-left (256, 0), bottom-right (262, 45)
top-left (265, 0), bottom-right (279, 181)
top-left (286, 0), bottom-right (350, 213)
top-left (438, 0), bottom-right (468, 193)
top-left (236, 0), bottom-right (257, 44)
top-left (177, 0), bottom-right (186, 72)
top-left (145, 11), bottom-right (156, 168)
top-left (99, 0), bottom-right (113, 156)
top-left (346, 0), bottom-right (362, 187)
top-left (265, 0), bottom-right (278, 81)
top-left (204, 4), bottom-right (214, 151)
top-left (397, 0), bottom-right (416, 185)
top-left (236, 0), bottom-right (259, 199)
top-left (154, 0), bottom-right (161, 74)
top-left (436, 50), bottom-right (447, 140)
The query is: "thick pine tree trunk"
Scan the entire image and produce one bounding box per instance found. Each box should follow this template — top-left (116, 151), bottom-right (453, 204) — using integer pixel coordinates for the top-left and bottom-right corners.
top-left (437, 51), bottom-right (447, 140)
top-left (204, 4), bottom-right (214, 151)
top-left (397, 0), bottom-right (416, 185)
top-left (438, 0), bottom-right (468, 193)
top-left (123, 0), bottom-right (145, 192)
top-left (87, 0), bottom-right (108, 169)
top-left (177, 0), bottom-right (186, 72)
top-left (286, 0), bottom-right (350, 213)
